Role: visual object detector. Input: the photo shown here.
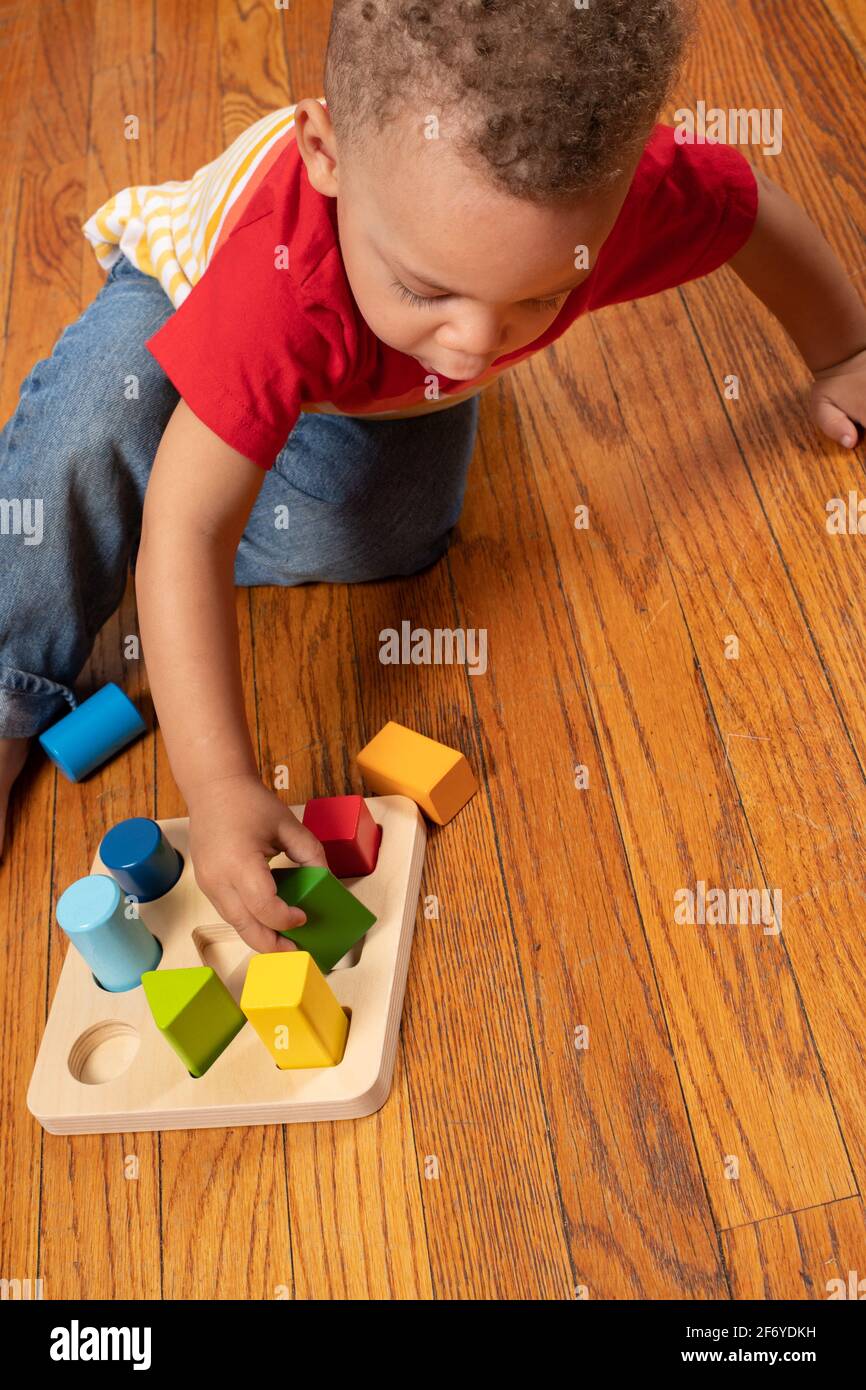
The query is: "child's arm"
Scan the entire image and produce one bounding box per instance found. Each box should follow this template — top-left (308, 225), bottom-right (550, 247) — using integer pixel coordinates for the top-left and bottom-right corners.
top-left (728, 169), bottom-right (866, 448)
top-left (135, 398), bottom-right (328, 951)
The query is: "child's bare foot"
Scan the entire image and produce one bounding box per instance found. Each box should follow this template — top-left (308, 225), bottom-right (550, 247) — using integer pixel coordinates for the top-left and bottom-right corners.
top-left (0, 737), bottom-right (31, 858)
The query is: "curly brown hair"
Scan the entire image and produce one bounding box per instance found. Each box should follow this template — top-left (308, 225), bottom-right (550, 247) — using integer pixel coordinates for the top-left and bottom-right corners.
top-left (324, 0), bottom-right (697, 202)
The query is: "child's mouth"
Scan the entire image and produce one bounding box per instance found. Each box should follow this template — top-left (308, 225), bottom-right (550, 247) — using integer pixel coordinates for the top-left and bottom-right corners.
top-left (416, 353), bottom-right (490, 379)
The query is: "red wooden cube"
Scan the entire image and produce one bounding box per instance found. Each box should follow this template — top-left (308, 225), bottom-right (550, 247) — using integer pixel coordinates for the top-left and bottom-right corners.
top-left (302, 795), bottom-right (382, 878)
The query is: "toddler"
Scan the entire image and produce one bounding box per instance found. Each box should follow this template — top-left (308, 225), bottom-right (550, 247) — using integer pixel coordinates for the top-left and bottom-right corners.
top-left (1, 0), bottom-right (864, 951)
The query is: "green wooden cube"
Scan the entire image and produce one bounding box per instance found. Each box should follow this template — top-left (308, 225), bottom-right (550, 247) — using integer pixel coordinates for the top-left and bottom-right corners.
top-left (142, 966), bottom-right (245, 1077)
top-left (273, 866), bottom-right (376, 974)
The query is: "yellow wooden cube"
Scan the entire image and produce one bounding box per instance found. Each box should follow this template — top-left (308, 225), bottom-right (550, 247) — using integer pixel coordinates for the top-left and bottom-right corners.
top-left (355, 720), bottom-right (477, 825)
top-left (240, 952), bottom-right (348, 1069)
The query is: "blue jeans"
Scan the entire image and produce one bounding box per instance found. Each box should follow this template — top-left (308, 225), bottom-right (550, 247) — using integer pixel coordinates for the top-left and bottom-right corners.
top-left (0, 256), bottom-right (479, 738)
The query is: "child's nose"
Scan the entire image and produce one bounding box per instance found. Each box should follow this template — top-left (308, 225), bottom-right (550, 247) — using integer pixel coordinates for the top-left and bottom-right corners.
top-left (438, 304), bottom-right (508, 357)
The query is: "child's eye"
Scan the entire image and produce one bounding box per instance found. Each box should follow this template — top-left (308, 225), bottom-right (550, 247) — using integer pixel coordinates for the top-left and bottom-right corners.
top-left (391, 279), bottom-right (439, 310)
top-left (390, 279), bottom-right (568, 313)
top-left (526, 294), bottom-right (567, 312)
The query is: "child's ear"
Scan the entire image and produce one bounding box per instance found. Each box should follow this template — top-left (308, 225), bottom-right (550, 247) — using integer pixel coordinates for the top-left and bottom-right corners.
top-left (294, 98), bottom-right (340, 198)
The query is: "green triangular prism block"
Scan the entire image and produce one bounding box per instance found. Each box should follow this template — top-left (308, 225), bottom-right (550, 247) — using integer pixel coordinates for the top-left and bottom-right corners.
top-left (142, 965), bottom-right (212, 1028)
top-left (273, 866), bottom-right (376, 974)
top-left (142, 966), bottom-right (245, 1077)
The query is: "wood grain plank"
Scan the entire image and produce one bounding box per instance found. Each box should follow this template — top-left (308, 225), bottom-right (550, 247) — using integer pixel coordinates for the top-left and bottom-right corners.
top-left (822, 0), bottom-right (866, 55)
top-left (511, 321), bottom-right (854, 1226)
top-left (723, 1198), bottom-right (866, 1299)
top-left (663, 4), bottom-right (866, 1195)
top-left (287, 1062), bottom-right (431, 1300)
top-left (0, 550), bottom-right (53, 1296)
top-left (217, 0), bottom-right (291, 131)
top-left (597, 275), bottom-right (866, 1198)
top-left (92, 0), bottom-right (153, 77)
top-left (0, 729), bottom-right (52, 1299)
top-left (155, 0), bottom-right (218, 61)
top-left (20, 0), bottom-right (93, 179)
top-left (592, 273), bottom-right (866, 1195)
top-left (159, 1122), bottom-right (293, 1299)
top-left (0, 5), bottom-right (37, 330)
top-left (441, 385), bottom-right (728, 1297)
top-left (0, 9), bottom-right (52, 1303)
top-left (0, 0), bottom-right (161, 1302)
top-left (280, 0), bottom-right (331, 104)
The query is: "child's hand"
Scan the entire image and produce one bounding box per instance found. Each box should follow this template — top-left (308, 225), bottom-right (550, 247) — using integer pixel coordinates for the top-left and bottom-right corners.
top-left (187, 773), bottom-right (328, 952)
top-left (810, 347), bottom-right (866, 450)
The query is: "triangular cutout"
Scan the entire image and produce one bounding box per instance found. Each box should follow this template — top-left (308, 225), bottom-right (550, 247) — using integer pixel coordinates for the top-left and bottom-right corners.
top-left (192, 924), bottom-right (254, 1004)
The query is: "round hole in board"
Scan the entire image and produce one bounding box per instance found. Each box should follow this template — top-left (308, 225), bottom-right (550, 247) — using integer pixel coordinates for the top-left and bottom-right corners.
top-left (68, 1021), bottom-right (140, 1085)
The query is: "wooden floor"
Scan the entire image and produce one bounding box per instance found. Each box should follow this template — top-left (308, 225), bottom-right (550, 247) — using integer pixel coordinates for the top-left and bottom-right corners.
top-left (1, 0), bottom-right (865, 1300)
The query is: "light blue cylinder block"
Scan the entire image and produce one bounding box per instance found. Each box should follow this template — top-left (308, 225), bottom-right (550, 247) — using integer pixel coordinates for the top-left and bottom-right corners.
top-left (56, 874), bottom-right (162, 992)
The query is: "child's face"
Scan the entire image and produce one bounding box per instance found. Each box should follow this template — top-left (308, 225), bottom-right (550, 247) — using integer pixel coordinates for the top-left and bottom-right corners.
top-left (298, 100), bottom-right (639, 382)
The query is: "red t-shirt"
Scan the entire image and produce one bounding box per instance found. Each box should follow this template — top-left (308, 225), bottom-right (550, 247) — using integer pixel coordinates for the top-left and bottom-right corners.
top-left (145, 124), bottom-right (758, 469)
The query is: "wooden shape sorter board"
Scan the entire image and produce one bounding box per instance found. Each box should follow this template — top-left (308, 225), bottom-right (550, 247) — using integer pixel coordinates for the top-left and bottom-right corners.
top-left (27, 795), bottom-right (426, 1134)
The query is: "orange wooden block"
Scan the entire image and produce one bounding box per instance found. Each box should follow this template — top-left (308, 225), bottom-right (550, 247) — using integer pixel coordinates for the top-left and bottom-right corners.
top-left (355, 721), bottom-right (477, 825)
